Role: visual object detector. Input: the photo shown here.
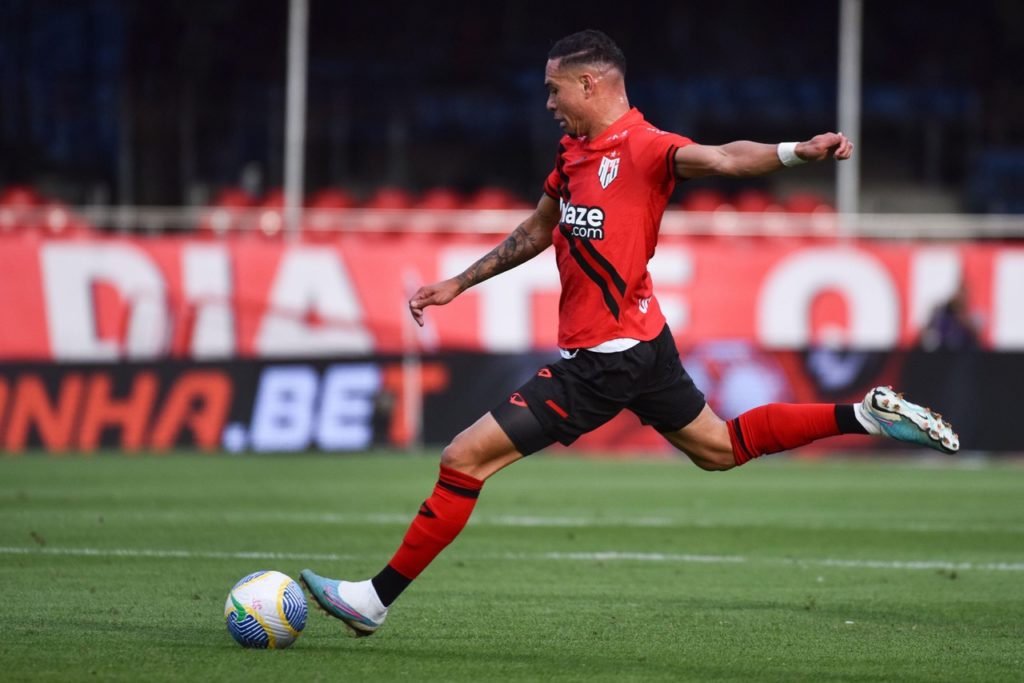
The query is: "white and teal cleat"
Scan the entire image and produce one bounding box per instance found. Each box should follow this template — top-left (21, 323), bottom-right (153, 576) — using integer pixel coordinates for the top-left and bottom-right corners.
top-left (299, 570), bottom-right (387, 637)
top-left (858, 386), bottom-right (960, 454)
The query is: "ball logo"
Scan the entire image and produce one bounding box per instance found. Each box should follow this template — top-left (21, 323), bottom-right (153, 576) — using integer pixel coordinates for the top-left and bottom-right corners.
top-left (230, 593), bottom-right (248, 623)
top-left (559, 198), bottom-right (606, 240)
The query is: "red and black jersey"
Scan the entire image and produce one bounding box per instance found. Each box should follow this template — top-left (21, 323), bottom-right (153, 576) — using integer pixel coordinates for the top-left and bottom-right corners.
top-left (543, 108), bottom-right (693, 349)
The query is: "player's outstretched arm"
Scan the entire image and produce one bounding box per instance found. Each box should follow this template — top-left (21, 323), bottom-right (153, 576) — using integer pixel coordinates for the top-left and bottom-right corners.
top-left (674, 132), bottom-right (853, 179)
top-left (408, 194), bottom-right (560, 326)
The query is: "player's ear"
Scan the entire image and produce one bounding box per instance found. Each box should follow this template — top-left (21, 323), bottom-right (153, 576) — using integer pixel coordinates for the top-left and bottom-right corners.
top-left (580, 73), bottom-right (595, 97)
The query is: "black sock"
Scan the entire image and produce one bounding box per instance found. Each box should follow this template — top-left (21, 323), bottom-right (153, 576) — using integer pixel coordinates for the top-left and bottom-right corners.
top-left (371, 565), bottom-right (412, 607)
top-left (834, 404), bottom-right (868, 435)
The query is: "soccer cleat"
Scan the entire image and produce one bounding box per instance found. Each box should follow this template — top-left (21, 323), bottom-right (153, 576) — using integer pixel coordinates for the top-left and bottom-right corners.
top-left (859, 386), bottom-right (960, 454)
top-left (299, 569), bottom-right (387, 637)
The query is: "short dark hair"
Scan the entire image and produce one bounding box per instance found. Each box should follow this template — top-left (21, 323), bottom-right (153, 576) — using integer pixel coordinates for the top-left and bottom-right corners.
top-left (548, 30), bottom-right (626, 76)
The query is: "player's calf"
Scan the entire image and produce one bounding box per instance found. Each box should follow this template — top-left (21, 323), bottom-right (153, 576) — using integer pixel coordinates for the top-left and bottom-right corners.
top-left (682, 442), bottom-right (736, 471)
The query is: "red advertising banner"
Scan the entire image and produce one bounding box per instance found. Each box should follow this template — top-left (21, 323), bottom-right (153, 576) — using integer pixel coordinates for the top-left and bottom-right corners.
top-left (0, 232), bottom-right (1021, 360)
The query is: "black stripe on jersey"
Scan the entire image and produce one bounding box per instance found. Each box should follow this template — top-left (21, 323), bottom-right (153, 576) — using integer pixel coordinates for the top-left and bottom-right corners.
top-left (577, 239), bottom-right (627, 296)
top-left (556, 144), bottom-right (570, 187)
top-left (665, 145), bottom-right (678, 180)
top-left (543, 180), bottom-right (560, 199)
top-left (560, 225), bottom-right (620, 320)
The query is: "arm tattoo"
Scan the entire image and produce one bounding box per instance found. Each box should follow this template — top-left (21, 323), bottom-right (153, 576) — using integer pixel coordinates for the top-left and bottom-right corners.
top-left (456, 221), bottom-right (545, 292)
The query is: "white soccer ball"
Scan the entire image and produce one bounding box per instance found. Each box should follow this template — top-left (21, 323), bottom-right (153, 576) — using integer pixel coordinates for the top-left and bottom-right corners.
top-left (224, 570), bottom-right (308, 649)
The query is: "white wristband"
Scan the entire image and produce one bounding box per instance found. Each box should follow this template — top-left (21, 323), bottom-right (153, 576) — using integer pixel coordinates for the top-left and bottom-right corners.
top-left (777, 142), bottom-right (806, 167)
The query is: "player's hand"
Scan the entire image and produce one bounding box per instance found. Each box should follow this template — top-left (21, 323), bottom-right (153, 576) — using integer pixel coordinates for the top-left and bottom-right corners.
top-left (409, 278), bottom-right (462, 327)
top-left (796, 132), bottom-right (854, 162)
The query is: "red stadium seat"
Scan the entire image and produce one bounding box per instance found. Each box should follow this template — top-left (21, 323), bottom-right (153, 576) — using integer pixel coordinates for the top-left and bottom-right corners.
top-left (304, 188), bottom-right (358, 239)
top-left (308, 188), bottom-right (358, 209)
top-left (213, 188), bottom-right (255, 208)
top-left (784, 191), bottom-right (834, 214)
top-left (40, 201), bottom-right (94, 237)
top-left (0, 185), bottom-right (44, 233)
top-left (261, 188), bottom-right (286, 208)
top-left (255, 189), bottom-right (286, 238)
top-left (197, 187), bottom-right (255, 237)
top-left (465, 186), bottom-right (527, 210)
top-left (734, 189), bottom-right (780, 213)
top-left (0, 185), bottom-right (42, 208)
top-left (364, 187), bottom-right (415, 210)
top-left (416, 187), bottom-right (464, 210)
top-left (680, 189), bottom-right (730, 212)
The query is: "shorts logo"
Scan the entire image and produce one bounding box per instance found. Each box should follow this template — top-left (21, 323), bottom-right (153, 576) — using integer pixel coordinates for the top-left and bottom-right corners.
top-left (509, 392), bottom-right (528, 407)
top-left (559, 198), bottom-right (606, 240)
top-left (639, 297), bottom-right (651, 314)
top-left (537, 368), bottom-right (552, 378)
top-left (598, 153), bottom-right (620, 189)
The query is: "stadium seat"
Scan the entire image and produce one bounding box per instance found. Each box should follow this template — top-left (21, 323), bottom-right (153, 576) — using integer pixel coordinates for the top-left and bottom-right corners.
top-left (0, 185), bottom-right (42, 208)
top-left (416, 187), bottom-right (464, 210)
top-left (255, 189), bottom-right (286, 238)
top-left (409, 187), bottom-right (466, 233)
top-left (364, 187), bottom-right (415, 210)
top-left (784, 192), bottom-right (834, 214)
top-left (214, 187), bottom-right (254, 209)
top-left (734, 189), bottom-right (780, 213)
top-left (465, 186), bottom-right (529, 210)
top-left (40, 201), bottom-right (93, 237)
top-left (783, 192), bottom-right (837, 236)
top-left (680, 189), bottom-right (731, 212)
top-left (198, 187), bottom-right (255, 237)
top-left (304, 188), bottom-right (358, 239)
top-left (0, 185), bottom-right (43, 233)
top-left (308, 188), bottom-right (358, 209)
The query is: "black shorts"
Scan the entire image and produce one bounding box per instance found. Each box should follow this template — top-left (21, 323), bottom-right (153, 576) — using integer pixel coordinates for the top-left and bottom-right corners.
top-left (491, 324), bottom-right (706, 455)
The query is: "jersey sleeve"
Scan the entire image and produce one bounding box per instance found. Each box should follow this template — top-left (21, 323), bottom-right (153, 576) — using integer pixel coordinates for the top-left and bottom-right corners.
top-left (543, 166), bottom-right (561, 199)
top-left (643, 131), bottom-right (695, 186)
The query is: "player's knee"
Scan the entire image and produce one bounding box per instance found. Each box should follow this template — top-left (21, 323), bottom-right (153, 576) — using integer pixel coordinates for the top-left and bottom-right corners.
top-left (439, 441), bottom-right (468, 471)
top-left (439, 435), bottom-right (485, 473)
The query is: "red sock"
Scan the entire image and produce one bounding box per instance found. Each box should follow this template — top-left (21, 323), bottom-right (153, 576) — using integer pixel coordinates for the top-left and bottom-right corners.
top-left (727, 403), bottom-right (840, 466)
top-left (385, 465), bottom-right (484, 580)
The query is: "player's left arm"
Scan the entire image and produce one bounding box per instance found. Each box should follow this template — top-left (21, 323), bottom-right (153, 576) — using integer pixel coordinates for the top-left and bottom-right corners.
top-left (673, 132), bottom-right (853, 179)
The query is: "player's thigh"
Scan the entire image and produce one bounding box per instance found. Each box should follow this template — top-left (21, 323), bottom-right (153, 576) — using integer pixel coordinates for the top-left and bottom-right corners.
top-left (661, 404), bottom-right (735, 471)
top-left (441, 412), bottom-right (524, 481)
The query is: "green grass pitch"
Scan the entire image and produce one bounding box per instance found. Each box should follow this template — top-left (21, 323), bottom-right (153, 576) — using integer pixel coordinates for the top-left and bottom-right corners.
top-left (2, 452), bottom-right (1022, 682)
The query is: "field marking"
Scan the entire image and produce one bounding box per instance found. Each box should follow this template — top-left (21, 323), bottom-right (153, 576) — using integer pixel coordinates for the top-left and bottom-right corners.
top-left (0, 546), bottom-right (357, 562)
top-left (11, 508), bottom-right (1024, 534)
top-left (532, 552), bottom-right (1024, 572)
top-left (2, 545), bottom-right (1023, 572)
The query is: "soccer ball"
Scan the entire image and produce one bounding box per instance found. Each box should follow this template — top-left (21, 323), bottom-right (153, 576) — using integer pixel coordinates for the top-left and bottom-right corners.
top-left (224, 570), bottom-right (308, 649)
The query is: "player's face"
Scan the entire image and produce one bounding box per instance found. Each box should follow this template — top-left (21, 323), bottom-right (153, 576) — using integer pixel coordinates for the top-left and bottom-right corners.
top-left (545, 59), bottom-right (587, 137)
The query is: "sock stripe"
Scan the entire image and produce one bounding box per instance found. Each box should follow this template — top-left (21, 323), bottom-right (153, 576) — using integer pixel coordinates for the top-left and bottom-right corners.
top-left (835, 404), bottom-right (869, 435)
top-left (729, 417), bottom-right (755, 464)
top-left (436, 480), bottom-right (480, 499)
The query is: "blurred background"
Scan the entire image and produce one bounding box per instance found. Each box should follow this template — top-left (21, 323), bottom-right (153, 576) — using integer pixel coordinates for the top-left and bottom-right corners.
top-left (0, 0), bottom-right (1021, 455)
top-left (3, 0), bottom-right (1022, 211)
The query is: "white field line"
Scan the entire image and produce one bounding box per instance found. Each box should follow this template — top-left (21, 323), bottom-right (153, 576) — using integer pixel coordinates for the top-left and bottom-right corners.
top-left (2, 545), bottom-right (1023, 572)
top-left (0, 546), bottom-right (358, 562)
top-left (531, 552), bottom-right (1024, 572)
top-left (11, 509), bottom-right (1024, 534)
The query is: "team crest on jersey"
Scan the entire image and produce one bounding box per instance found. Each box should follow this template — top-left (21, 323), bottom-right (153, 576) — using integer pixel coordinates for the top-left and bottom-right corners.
top-left (598, 153), bottom-right (620, 189)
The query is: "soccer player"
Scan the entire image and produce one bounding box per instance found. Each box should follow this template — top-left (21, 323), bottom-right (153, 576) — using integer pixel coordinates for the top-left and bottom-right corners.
top-left (301, 29), bottom-right (959, 635)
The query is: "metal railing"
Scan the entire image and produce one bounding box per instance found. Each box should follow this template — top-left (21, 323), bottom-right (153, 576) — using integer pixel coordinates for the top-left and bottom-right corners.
top-left (3, 206), bottom-right (1024, 240)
